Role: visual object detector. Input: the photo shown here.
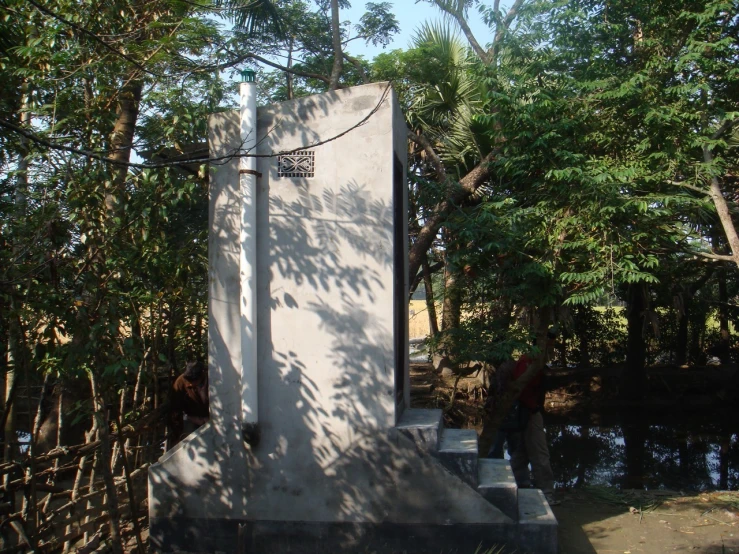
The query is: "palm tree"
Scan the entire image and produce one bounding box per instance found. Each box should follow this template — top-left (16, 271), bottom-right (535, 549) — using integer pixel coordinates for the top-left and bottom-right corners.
top-left (408, 22), bottom-right (488, 177)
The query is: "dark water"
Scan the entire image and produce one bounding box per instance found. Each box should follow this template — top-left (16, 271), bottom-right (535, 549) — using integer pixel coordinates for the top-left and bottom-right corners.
top-left (546, 423), bottom-right (739, 491)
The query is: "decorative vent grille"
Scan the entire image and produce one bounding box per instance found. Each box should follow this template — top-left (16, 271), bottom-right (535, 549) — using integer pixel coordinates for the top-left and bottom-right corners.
top-left (278, 150), bottom-right (315, 178)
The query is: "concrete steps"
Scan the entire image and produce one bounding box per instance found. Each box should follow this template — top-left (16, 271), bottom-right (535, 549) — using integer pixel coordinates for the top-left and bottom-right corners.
top-left (438, 428), bottom-right (478, 488)
top-left (395, 408), bottom-right (442, 454)
top-left (519, 488), bottom-right (558, 554)
top-left (478, 458), bottom-right (518, 521)
top-left (396, 408), bottom-right (557, 554)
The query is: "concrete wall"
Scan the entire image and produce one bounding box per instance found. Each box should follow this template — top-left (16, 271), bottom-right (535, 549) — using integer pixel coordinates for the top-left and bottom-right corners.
top-left (254, 82), bottom-right (400, 469)
top-left (149, 83), bottom-right (517, 553)
top-left (151, 82), bottom-right (407, 524)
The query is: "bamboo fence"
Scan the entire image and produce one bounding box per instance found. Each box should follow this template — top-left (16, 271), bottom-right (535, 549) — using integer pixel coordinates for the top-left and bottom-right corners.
top-left (0, 370), bottom-right (170, 554)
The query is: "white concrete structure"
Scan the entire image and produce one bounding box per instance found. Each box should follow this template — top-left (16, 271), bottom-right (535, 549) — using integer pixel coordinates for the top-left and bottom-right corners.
top-left (148, 82), bottom-right (556, 554)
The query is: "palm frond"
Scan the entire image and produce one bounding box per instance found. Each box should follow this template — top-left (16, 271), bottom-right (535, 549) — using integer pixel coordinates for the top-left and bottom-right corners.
top-left (214, 0), bottom-right (282, 35)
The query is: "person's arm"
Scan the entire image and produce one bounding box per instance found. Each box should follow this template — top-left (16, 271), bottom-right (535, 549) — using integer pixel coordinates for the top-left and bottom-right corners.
top-left (170, 381), bottom-right (184, 442)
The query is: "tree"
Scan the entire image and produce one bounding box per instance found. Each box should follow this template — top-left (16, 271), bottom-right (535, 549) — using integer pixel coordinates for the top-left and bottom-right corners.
top-left (0, 1), bottom-right (279, 547)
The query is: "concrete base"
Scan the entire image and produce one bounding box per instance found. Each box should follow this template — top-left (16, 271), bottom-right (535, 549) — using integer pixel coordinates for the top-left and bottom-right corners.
top-left (149, 427), bottom-right (515, 553)
top-left (150, 518), bottom-right (518, 554)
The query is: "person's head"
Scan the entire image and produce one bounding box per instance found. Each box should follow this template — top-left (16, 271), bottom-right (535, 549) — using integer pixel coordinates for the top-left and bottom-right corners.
top-left (544, 327), bottom-right (559, 359)
top-left (183, 360), bottom-right (205, 382)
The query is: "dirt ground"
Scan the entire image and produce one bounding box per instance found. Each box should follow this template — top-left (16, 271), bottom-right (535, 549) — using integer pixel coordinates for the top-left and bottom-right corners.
top-left (409, 363), bottom-right (739, 554)
top-left (552, 489), bottom-right (739, 554)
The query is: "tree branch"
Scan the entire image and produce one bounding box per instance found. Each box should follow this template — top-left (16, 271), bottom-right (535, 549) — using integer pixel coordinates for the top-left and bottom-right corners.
top-left (408, 130), bottom-right (447, 182)
top-left (712, 117), bottom-right (738, 140)
top-left (667, 180), bottom-right (708, 194)
top-left (693, 251), bottom-right (736, 262)
top-left (328, 0), bottom-right (343, 90)
top-left (492, 0), bottom-right (525, 66)
top-left (343, 52), bottom-right (369, 84)
top-left (430, 1), bottom-right (489, 61)
top-left (409, 260), bottom-right (444, 300)
top-left (408, 148), bottom-right (497, 281)
top-left (704, 145), bottom-right (739, 270)
top-left (25, 0), bottom-right (161, 78)
top-left (195, 52), bottom-right (333, 84)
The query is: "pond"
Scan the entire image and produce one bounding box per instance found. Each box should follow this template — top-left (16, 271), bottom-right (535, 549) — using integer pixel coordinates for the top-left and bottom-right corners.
top-left (545, 423), bottom-right (739, 491)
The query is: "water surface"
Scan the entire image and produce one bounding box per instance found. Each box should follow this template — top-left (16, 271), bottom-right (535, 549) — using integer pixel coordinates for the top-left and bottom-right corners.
top-left (546, 423), bottom-right (739, 491)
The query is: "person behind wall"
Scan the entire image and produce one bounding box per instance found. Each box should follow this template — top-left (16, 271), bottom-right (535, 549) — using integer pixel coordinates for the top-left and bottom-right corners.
top-left (488, 330), bottom-right (558, 504)
top-left (170, 360), bottom-right (210, 444)
top-left (486, 359), bottom-right (525, 459)
top-left (512, 330), bottom-right (557, 503)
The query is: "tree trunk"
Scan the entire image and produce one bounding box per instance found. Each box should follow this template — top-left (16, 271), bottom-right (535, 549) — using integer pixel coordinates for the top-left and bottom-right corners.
top-left (408, 150), bottom-right (496, 283)
top-left (676, 269), bottom-right (715, 366)
top-left (114, 408), bottom-right (144, 553)
top-left (719, 436), bottom-right (729, 490)
top-left (704, 144), bottom-right (739, 270)
top-left (624, 283), bottom-right (647, 402)
top-left (575, 306), bottom-right (591, 368)
top-left (4, 82), bottom-right (31, 478)
top-left (718, 268), bottom-right (730, 362)
top-left (107, 78), bottom-right (143, 213)
top-left (286, 36), bottom-right (294, 100)
top-left (195, 311), bottom-right (204, 357)
top-left (422, 258), bottom-right (439, 338)
top-left (1, 371), bottom-right (17, 465)
top-left (111, 382), bottom-right (128, 476)
top-left (623, 420), bottom-right (647, 489)
top-left (440, 256), bottom-right (461, 335)
top-left (21, 372), bottom-right (50, 543)
top-left (167, 301), bottom-right (178, 369)
top-left (82, 428), bottom-right (99, 544)
top-left (41, 390), bottom-right (63, 513)
top-left (433, 246), bottom-right (461, 373)
top-left (328, 0), bottom-right (343, 90)
top-left (65, 424), bottom-right (94, 552)
top-left (675, 293), bottom-right (689, 367)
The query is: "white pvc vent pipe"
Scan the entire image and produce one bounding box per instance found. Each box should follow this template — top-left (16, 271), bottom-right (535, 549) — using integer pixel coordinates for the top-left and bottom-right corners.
top-left (239, 76), bottom-right (259, 444)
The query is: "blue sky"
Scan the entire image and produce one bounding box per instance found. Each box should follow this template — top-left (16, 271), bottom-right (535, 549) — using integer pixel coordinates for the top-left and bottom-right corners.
top-left (342, 1), bottom-right (494, 60)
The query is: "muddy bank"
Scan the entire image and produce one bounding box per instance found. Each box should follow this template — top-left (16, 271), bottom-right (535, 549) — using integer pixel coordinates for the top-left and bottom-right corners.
top-left (410, 362), bottom-right (739, 427)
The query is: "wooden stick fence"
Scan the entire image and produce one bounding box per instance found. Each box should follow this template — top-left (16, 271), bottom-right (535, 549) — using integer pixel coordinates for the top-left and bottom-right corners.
top-left (0, 386), bottom-right (169, 554)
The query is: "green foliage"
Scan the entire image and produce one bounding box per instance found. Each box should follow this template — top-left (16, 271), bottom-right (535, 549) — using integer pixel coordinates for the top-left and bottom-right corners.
top-left (356, 2), bottom-right (400, 47)
top-left (390, 0), bottom-right (738, 369)
top-left (0, 0), bottom-right (239, 409)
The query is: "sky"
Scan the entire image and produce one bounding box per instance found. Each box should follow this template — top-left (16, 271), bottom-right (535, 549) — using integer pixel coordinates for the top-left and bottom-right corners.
top-left (342, 1), bottom-right (494, 60)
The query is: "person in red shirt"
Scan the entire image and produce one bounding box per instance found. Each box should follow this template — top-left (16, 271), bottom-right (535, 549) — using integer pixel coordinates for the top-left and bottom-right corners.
top-left (170, 360), bottom-right (210, 444)
top-left (508, 334), bottom-right (557, 503)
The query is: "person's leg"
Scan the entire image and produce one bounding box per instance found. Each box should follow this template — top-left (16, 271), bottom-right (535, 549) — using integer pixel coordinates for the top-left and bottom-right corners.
top-left (488, 430), bottom-right (506, 458)
top-left (524, 411), bottom-right (555, 495)
top-left (507, 430), bottom-right (531, 488)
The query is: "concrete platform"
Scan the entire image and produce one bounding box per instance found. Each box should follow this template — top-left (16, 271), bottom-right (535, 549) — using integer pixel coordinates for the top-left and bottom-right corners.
top-left (518, 488), bottom-right (558, 554)
top-left (150, 518), bottom-right (519, 554)
top-left (478, 458), bottom-right (518, 520)
top-left (150, 428), bottom-right (516, 553)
